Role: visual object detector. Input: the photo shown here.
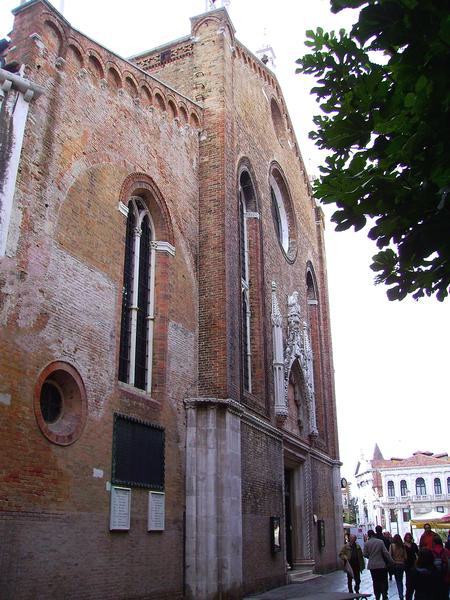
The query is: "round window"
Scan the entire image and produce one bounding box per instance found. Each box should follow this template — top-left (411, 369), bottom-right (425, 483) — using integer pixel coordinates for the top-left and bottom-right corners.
top-left (269, 168), bottom-right (297, 262)
top-left (34, 362), bottom-right (87, 446)
top-left (40, 381), bottom-right (63, 424)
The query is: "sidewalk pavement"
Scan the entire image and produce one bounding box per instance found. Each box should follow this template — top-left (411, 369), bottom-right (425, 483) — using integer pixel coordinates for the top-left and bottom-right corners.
top-left (245, 568), bottom-right (404, 599)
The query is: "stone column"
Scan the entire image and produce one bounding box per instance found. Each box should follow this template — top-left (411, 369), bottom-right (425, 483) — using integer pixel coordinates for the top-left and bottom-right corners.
top-left (303, 455), bottom-right (314, 561)
top-left (332, 463), bottom-right (344, 558)
top-left (185, 398), bottom-right (243, 600)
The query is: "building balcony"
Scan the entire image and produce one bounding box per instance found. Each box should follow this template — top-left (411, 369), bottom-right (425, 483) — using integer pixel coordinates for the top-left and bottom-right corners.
top-left (383, 492), bottom-right (450, 505)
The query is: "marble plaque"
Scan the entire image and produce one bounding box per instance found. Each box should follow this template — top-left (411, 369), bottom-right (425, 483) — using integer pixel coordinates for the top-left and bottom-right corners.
top-left (110, 486), bottom-right (131, 531)
top-left (148, 491), bottom-right (165, 531)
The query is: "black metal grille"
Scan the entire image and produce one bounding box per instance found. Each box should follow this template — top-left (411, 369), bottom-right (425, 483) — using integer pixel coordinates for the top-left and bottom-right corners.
top-left (112, 414), bottom-right (164, 489)
top-left (135, 214), bottom-right (151, 390)
top-left (118, 205), bottom-right (136, 383)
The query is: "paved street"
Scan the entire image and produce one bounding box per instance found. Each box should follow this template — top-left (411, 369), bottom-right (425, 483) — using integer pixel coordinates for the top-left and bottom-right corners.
top-left (245, 568), bottom-right (404, 599)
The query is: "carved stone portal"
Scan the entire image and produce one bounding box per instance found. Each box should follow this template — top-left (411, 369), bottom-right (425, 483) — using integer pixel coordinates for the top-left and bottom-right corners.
top-left (284, 292), bottom-right (318, 438)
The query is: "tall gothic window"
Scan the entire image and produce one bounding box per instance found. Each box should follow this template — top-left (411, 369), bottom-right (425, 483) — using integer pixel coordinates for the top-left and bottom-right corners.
top-left (400, 480), bottom-right (408, 496)
top-left (306, 268), bottom-right (324, 436)
top-left (119, 197), bottom-right (155, 392)
top-left (239, 173), bottom-right (252, 392)
top-left (415, 477), bottom-right (426, 496)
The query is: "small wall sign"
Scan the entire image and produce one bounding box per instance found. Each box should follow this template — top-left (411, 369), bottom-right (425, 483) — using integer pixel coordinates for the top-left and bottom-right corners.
top-left (270, 516), bottom-right (281, 553)
top-left (148, 491), bottom-right (165, 531)
top-left (318, 519), bottom-right (326, 549)
top-left (109, 485), bottom-right (131, 531)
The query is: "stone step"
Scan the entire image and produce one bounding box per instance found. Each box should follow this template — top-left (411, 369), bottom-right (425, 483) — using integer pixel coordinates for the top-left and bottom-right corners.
top-left (288, 567), bottom-right (322, 584)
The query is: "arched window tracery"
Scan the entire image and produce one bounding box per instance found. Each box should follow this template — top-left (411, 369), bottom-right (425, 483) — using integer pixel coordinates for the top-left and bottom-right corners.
top-left (119, 197), bottom-right (156, 392)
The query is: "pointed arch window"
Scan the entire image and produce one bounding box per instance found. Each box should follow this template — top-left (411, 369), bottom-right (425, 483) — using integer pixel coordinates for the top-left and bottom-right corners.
top-left (306, 267), bottom-right (324, 437)
top-left (239, 173), bottom-right (253, 393)
top-left (119, 197), bottom-right (156, 392)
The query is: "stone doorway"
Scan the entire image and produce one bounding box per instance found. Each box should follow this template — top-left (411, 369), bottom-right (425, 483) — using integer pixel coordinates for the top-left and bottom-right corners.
top-left (283, 455), bottom-right (313, 570)
top-left (284, 468), bottom-right (294, 568)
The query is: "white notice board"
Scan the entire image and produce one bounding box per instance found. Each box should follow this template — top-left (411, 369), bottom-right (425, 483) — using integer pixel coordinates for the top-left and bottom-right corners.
top-left (110, 486), bottom-right (131, 531)
top-left (148, 491), bottom-right (165, 531)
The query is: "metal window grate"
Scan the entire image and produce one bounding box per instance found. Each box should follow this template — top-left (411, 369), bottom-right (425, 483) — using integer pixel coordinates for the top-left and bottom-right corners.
top-left (112, 414), bottom-right (164, 489)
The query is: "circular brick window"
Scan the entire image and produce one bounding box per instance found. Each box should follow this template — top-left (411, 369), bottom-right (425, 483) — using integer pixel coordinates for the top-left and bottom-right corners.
top-left (34, 362), bottom-right (87, 446)
top-left (270, 167), bottom-right (297, 263)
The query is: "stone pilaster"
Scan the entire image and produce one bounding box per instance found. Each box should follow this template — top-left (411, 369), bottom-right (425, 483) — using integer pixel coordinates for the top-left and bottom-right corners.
top-left (332, 464), bottom-right (344, 554)
top-left (185, 398), bottom-right (243, 600)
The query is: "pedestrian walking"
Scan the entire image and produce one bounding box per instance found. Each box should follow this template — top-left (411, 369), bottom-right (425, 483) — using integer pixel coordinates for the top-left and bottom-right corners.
top-left (409, 548), bottom-right (443, 599)
top-left (431, 535), bottom-right (449, 600)
top-left (375, 525), bottom-right (390, 549)
top-left (389, 533), bottom-right (407, 599)
top-left (419, 522), bottom-right (436, 550)
top-left (339, 533), bottom-right (365, 594)
top-left (403, 532), bottom-right (419, 600)
top-left (363, 529), bottom-right (394, 600)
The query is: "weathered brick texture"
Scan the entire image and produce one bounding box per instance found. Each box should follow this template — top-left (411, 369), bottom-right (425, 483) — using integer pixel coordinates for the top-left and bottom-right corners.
top-left (0, 2), bottom-right (341, 598)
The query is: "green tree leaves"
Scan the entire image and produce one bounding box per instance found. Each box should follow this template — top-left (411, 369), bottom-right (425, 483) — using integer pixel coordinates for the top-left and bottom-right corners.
top-left (296, 0), bottom-right (450, 301)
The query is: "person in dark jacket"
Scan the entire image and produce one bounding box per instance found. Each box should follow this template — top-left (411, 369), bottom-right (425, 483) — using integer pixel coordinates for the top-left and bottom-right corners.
top-left (403, 532), bottom-right (419, 600)
top-left (339, 534), bottom-right (365, 593)
top-left (409, 548), bottom-right (444, 600)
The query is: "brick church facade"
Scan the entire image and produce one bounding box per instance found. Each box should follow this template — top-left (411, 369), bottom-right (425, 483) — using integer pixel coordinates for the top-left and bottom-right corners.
top-left (0, 1), bottom-right (343, 598)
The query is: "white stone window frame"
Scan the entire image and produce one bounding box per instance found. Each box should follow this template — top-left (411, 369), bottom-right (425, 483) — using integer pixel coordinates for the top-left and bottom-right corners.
top-left (387, 480), bottom-right (395, 497)
top-left (118, 196), bottom-right (175, 394)
top-left (269, 174), bottom-right (289, 254)
top-left (434, 477), bottom-right (442, 495)
top-left (125, 196), bottom-right (156, 393)
top-left (415, 476), bottom-right (427, 496)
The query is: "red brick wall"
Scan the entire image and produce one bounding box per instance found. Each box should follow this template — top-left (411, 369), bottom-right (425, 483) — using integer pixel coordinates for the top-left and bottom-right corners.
top-left (311, 458), bottom-right (340, 573)
top-left (0, 3), bottom-right (200, 598)
top-left (241, 422), bottom-right (285, 594)
top-left (0, 3), bottom-right (341, 597)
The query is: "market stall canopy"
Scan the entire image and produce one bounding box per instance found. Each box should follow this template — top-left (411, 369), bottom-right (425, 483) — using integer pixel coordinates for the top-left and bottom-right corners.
top-left (411, 510), bottom-right (450, 529)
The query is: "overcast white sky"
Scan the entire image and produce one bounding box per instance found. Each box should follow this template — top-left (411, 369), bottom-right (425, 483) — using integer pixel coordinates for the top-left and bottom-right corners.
top-left (1, 0), bottom-right (448, 479)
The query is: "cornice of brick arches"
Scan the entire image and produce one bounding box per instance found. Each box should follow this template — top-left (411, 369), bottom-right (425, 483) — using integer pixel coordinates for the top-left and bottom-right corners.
top-left (10, 0), bottom-right (203, 129)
